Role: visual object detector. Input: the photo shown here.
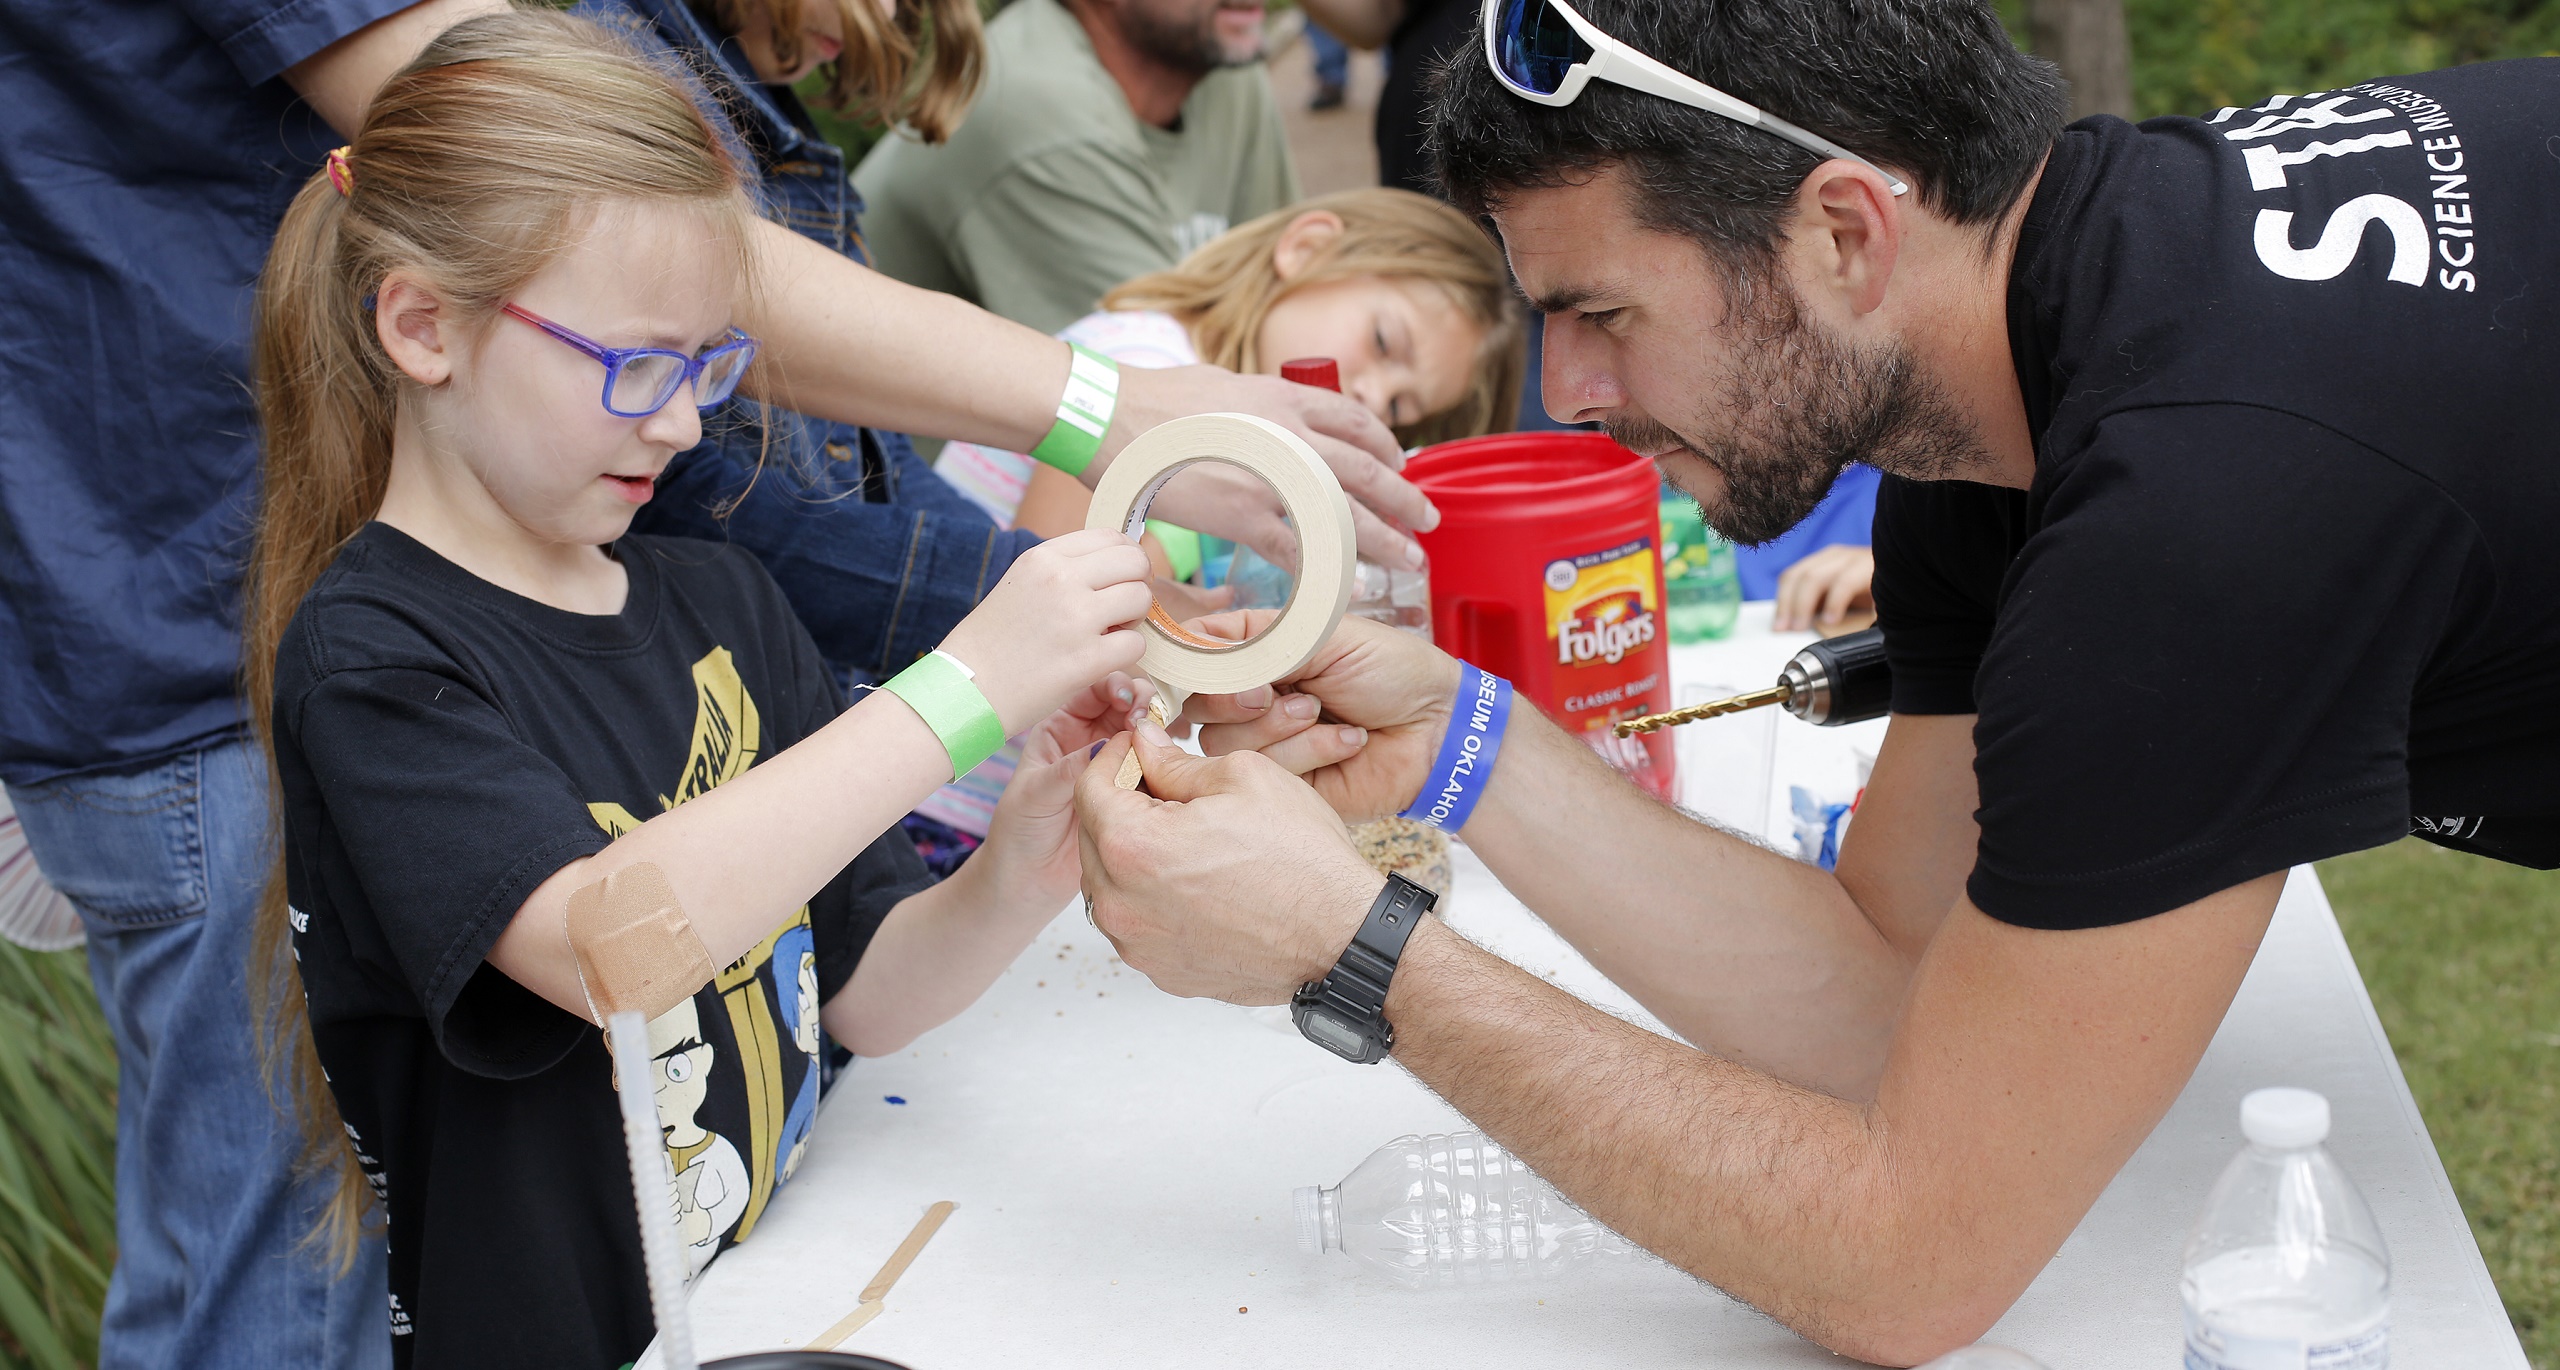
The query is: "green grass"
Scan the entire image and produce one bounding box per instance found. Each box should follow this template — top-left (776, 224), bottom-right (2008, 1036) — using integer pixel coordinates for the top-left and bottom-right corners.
top-left (2321, 839), bottom-right (2560, 1369)
top-left (0, 944), bottom-right (115, 1370)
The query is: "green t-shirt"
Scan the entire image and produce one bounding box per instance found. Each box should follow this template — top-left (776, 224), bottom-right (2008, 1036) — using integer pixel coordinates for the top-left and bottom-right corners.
top-left (852, 0), bottom-right (1300, 336)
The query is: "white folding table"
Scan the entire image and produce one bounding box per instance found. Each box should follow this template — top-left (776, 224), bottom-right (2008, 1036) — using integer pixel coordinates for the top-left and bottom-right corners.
top-left (656, 605), bottom-right (2527, 1369)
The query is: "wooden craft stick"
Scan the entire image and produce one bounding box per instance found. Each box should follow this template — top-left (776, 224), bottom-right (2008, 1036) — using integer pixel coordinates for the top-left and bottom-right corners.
top-left (809, 1200), bottom-right (956, 1351)
top-left (861, 1200), bottom-right (955, 1304)
top-left (809, 1299), bottom-right (882, 1350)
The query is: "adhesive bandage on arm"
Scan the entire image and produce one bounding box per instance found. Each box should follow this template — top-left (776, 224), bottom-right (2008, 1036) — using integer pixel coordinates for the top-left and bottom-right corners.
top-left (564, 862), bottom-right (716, 1025)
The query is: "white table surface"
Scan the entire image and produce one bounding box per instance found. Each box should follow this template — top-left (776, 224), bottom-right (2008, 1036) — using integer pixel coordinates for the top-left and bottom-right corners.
top-left (658, 605), bottom-right (2527, 1369)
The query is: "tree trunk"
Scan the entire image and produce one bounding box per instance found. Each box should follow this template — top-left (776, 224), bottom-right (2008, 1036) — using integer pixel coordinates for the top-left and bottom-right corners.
top-left (2027, 0), bottom-right (2134, 121)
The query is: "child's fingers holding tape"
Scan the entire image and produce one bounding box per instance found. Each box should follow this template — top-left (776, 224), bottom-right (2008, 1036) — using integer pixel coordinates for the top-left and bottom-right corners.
top-left (1089, 580), bottom-right (1156, 628)
top-left (1037, 527), bottom-right (1144, 560)
top-left (1072, 540), bottom-right (1156, 589)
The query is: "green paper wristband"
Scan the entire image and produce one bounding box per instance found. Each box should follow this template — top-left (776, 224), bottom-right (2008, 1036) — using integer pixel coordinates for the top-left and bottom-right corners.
top-left (1028, 344), bottom-right (1119, 478)
top-left (883, 650), bottom-right (1006, 780)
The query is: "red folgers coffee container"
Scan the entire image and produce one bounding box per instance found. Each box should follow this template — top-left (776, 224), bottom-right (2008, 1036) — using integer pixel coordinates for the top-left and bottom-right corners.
top-left (1407, 433), bottom-right (1674, 799)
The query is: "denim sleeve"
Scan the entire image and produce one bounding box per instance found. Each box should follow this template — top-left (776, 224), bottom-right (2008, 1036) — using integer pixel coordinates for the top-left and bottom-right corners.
top-left (633, 427), bottom-right (1041, 680)
top-left (177, 0), bottom-right (420, 87)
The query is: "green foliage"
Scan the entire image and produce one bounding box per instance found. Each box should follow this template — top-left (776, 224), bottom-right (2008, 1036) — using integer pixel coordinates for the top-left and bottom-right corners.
top-left (0, 944), bottom-right (115, 1369)
top-left (2128, 0), bottom-right (2560, 117)
top-left (2322, 840), bottom-right (2560, 1369)
top-left (1998, 0), bottom-right (2560, 118)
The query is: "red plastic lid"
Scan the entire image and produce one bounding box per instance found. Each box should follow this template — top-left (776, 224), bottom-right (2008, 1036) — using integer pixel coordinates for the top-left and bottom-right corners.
top-left (1405, 432), bottom-right (1655, 510)
top-left (1279, 358), bottom-right (1342, 392)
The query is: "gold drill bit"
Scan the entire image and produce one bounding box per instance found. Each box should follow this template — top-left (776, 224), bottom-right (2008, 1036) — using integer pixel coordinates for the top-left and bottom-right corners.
top-left (1612, 683), bottom-right (1792, 737)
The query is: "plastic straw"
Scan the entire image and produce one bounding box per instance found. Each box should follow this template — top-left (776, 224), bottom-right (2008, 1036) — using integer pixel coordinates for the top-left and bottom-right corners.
top-left (609, 1010), bottom-right (697, 1370)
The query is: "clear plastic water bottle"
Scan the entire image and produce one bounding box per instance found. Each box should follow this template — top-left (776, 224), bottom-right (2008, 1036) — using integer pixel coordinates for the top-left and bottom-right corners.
top-left (2182, 1088), bottom-right (2390, 1370)
top-left (1294, 1130), bottom-right (1637, 1288)
top-left (1659, 492), bottom-right (1739, 643)
top-left (1348, 557), bottom-right (1432, 637)
top-left (1914, 1348), bottom-right (2051, 1370)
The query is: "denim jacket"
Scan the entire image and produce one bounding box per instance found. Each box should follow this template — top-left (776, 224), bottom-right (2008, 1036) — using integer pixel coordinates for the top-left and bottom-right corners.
top-left (588, 0), bottom-right (1037, 681)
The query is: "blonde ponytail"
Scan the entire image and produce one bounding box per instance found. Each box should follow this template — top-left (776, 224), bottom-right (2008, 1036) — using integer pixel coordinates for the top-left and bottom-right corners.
top-left (244, 6), bottom-right (754, 1265)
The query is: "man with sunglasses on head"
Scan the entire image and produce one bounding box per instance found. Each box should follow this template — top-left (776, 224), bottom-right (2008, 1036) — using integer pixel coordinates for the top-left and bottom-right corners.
top-left (1075, 0), bottom-right (2560, 1360)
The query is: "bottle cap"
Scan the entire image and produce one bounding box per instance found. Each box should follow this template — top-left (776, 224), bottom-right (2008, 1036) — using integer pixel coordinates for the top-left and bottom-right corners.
top-left (1280, 358), bottom-right (1342, 392)
top-left (2241, 1086), bottom-right (2331, 1149)
top-left (1292, 1185), bottom-right (1324, 1254)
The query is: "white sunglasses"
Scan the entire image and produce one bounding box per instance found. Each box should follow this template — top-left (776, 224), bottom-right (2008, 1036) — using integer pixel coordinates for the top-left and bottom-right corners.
top-left (1482, 0), bottom-right (1910, 197)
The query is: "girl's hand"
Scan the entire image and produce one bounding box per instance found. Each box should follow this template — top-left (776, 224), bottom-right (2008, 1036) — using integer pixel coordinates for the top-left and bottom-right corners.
top-left (978, 673), bottom-right (1156, 907)
top-left (939, 530), bottom-right (1154, 734)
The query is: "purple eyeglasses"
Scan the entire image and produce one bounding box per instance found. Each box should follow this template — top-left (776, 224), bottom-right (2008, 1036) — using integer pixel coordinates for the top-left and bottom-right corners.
top-left (501, 303), bottom-right (759, 418)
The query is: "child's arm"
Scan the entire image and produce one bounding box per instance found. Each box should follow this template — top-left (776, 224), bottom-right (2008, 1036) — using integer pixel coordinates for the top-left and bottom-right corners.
top-left (486, 531), bottom-right (1152, 1021)
top-left (823, 679), bottom-right (1148, 1056)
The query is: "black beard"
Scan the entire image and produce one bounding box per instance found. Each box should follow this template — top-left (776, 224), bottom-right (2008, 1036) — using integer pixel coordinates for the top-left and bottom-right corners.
top-left (1117, 0), bottom-right (1254, 75)
top-left (1606, 281), bottom-right (1985, 546)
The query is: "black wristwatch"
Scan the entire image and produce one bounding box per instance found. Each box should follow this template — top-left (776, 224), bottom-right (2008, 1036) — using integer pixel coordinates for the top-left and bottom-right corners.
top-left (1292, 873), bottom-right (1435, 1065)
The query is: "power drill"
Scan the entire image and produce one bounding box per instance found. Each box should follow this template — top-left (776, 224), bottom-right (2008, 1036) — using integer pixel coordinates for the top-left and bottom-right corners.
top-left (1612, 627), bottom-right (1892, 736)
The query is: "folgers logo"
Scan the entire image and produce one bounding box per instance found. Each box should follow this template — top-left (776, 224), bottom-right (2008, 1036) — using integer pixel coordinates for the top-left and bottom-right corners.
top-left (1555, 590), bottom-right (1656, 666)
top-left (1543, 539), bottom-right (1660, 670)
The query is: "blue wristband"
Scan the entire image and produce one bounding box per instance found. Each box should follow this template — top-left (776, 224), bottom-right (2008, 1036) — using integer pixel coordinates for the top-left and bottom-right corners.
top-left (1400, 665), bottom-right (1512, 831)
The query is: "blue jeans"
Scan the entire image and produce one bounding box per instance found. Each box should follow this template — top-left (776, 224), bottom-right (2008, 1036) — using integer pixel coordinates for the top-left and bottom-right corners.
top-left (11, 738), bottom-right (388, 1370)
top-left (1308, 21), bottom-right (1349, 88)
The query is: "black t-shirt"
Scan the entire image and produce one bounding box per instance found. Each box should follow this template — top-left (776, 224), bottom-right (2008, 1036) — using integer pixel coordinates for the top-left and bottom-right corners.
top-left (1875, 62), bottom-right (2560, 930)
top-left (273, 524), bottom-right (931, 1369)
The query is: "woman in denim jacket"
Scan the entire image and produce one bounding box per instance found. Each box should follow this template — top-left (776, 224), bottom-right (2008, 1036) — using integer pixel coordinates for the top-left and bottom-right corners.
top-left (590, 0), bottom-right (1034, 697)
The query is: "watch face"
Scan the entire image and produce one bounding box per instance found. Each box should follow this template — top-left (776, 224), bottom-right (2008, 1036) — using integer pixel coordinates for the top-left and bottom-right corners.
top-left (1297, 1002), bottom-right (1374, 1061)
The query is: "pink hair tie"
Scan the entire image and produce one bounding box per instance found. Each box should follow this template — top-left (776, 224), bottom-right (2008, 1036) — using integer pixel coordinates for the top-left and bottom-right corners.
top-left (325, 146), bottom-right (355, 197)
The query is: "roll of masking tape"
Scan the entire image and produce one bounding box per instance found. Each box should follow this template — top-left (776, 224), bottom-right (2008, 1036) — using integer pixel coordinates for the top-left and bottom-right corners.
top-left (1084, 412), bottom-right (1357, 715)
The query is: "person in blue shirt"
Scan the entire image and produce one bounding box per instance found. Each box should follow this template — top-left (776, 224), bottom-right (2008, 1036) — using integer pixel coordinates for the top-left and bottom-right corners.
top-left (1738, 462), bottom-right (1879, 632)
top-left (0, 1), bottom-right (1430, 1365)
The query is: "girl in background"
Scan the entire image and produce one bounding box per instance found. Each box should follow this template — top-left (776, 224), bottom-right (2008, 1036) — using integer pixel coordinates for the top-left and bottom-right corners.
top-left (923, 187), bottom-right (1522, 844)
top-left (940, 186), bottom-right (1522, 549)
top-left (246, 14), bottom-right (1151, 1366)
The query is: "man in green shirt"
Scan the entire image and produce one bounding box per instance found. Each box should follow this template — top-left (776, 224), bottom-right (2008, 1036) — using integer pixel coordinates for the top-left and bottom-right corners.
top-left (854, 0), bottom-right (1300, 335)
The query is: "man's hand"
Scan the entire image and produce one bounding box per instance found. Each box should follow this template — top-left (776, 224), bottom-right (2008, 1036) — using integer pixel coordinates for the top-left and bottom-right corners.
top-left (1110, 365), bottom-right (1437, 572)
top-left (1074, 721), bottom-right (1383, 1004)
top-left (1183, 613), bottom-right (1458, 821)
top-left (1771, 544), bottom-right (1875, 633)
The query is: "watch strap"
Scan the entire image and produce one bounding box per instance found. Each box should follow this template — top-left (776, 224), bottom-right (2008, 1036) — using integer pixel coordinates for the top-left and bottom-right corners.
top-left (1333, 873), bottom-right (1431, 1007)
top-left (1299, 873), bottom-right (1435, 1054)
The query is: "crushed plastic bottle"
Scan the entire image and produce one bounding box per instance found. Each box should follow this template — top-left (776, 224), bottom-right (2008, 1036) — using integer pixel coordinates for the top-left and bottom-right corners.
top-left (2182, 1088), bottom-right (2390, 1370)
top-left (1914, 1347), bottom-right (2051, 1370)
top-left (1294, 1130), bottom-right (1637, 1288)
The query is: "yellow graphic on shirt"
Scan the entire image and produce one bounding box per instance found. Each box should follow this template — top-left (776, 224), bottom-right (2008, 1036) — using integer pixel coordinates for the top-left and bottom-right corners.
top-left (664, 647), bottom-right (761, 810)
top-left (587, 646), bottom-right (809, 1260)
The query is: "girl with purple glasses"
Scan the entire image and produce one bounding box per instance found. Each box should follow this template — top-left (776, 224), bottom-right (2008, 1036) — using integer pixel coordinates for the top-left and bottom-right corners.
top-left (242, 13), bottom-right (1159, 1366)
